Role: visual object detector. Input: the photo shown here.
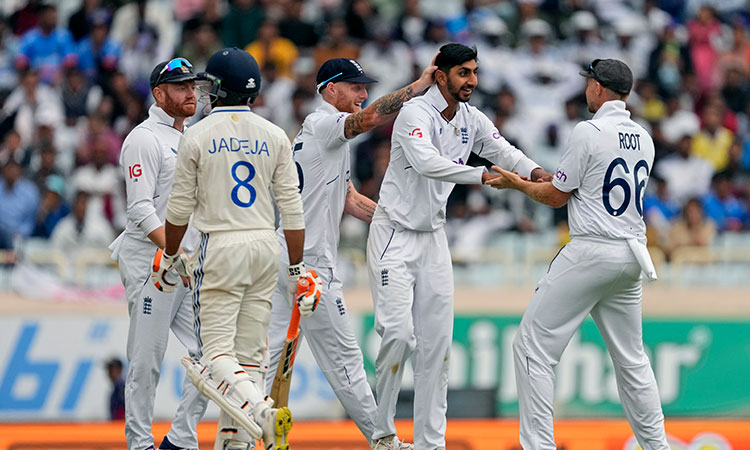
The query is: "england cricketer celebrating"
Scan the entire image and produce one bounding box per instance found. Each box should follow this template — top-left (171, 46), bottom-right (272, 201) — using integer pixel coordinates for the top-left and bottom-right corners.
top-left (265, 56), bottom-right (438, 449)
top-left (366, 43), bottom-right (551, 450)
top-left (109, 57), bottom-right (208, 450)
top-left (485, 59), bottom-right (669, 449)
top-left (156, 47), bottom-right (318, 450)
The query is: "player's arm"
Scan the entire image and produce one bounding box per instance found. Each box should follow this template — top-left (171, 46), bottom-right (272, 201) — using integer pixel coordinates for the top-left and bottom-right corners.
top-left (396, 106), bottom-right (486, 184)
top-left (272, 134), bottom-right (305, 265)
top-left (472, 111), bottom-right (552, 182)
top-left (485, 166), bottom-right (571, 208)
top-left (121, 129), bottom-right (165, 248)
top-left (344, 181), bottom-right (376, 223)
top-left (164, 135), bottom-right (200, 255)
top-left (343, 56), bottom-right (438, 139)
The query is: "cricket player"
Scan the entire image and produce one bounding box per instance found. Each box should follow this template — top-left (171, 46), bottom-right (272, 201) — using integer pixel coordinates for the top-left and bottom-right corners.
top-left (366, 43), bottom-right (551, 450)
top-left (265, 56), bottom-right (438, 449)
top-left (154, 47), bottom-right (317, 450)
top-left (109, 57), bottom-right (208, 450)
top-left (485, 58), bottom-right (669, 449)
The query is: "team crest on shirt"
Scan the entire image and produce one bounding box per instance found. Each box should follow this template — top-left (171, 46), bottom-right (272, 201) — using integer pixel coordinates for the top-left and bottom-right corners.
top-left (142, 296), bottom-right (152, 315)
top-left (460, 127), bottom-right (468, 144)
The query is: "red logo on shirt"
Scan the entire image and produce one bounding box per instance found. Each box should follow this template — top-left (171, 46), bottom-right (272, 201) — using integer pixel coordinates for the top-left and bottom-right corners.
top-left (409, 128), bottom-right (423, 138)
top-left (129, 164), bottom-right (142, 179)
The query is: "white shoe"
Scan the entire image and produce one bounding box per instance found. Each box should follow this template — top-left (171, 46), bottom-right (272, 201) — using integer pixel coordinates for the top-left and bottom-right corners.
top-left (256, 404), bottom-right (293, 450)
top-left (373, 435), bottom-right (397, 450)
top-left (397, 441), bottom-right (415, 450)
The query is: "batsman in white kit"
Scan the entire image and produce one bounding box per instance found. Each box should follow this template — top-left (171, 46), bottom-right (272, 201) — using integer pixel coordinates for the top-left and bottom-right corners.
top-left (265, 56), bottom-right (438, 450)
top-left (366, 43), bottom-right (551, 450)
top-left (109, 57), bottom-right (208, 450)
top-left (485, 59), bottom-right (670, 449)
top-left (153, 48), bottom-right (319, 450)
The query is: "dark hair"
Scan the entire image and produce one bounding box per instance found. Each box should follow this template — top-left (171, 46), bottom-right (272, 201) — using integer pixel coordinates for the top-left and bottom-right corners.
top-left (435, 43), bottom-right (478, 73)
top-left (215, 89), bottom-right (254, 107)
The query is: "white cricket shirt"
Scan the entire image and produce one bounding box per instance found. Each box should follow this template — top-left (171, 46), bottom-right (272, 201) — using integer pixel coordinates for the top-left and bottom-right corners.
top-left (277, 101), bottom-right (350, 267)
top-left (552, 100), bottom-right (655, 243)
top-left (119, 104), bottom-right (199, 252)
top-left (378, 84), bottom-right (539, 231)
top-left (166, 105), bottom-right (304, 233)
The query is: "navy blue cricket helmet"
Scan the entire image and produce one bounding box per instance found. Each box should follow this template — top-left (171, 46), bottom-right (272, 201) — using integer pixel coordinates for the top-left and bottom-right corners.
top-left (200, 47), bottom-right (261, 103)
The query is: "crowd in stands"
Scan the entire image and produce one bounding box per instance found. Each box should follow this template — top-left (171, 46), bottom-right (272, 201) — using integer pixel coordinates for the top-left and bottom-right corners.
top-left (0, 0), bottom-right (749, 263)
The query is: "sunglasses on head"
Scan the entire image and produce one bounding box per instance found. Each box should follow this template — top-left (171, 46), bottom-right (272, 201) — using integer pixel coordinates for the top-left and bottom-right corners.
top-left (155, 58), bottom-right (193, 86)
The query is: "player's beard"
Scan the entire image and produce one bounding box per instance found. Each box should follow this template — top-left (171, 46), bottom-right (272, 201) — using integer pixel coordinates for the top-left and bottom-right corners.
top-left (446, 78), bottom-right (474, 103)
top-left (164, 94), bottom-right (197, 119)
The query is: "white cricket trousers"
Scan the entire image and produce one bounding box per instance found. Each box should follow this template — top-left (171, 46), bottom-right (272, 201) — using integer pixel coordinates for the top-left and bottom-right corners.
top-left (193, 230), bottom-right (278, 375)
top-left (514, 236), bottom-right (669, 450)
top-left (117, 236), bottom-right (208, 450)
top-left (266, 261), bottom-right (377, 442)
top-left (367, 210), bottom-right (453, 450)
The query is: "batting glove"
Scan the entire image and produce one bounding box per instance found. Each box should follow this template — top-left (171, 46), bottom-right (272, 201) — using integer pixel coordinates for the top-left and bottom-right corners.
top-left (286, 262), bottom-right (306, 306)
top-left (151, 249), bottom-right (191, 293)
top-left (296, 270), bottom-right (322, 317)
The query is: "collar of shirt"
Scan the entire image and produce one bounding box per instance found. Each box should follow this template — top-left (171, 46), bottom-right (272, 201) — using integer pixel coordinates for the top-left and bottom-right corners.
top-left (423, 84), bottom-right (449, 112)
top-left (209, 105), bottom-right (252, 114)
top-left (592, 100), bottom-right (630, 121)
top-left (148, 104), bottom-right (183, 129)
top-left (318, 100), bottom-right (341, 114)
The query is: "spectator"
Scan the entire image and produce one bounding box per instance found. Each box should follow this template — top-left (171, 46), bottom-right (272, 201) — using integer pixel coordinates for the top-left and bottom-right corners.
top-left (647, 23), bottom-right (693, 98)
top-left (31, 145), bottom-right (62, 189)
top-left (32, 173), bottom-right (69, 238)
top-left (687, 5), bottom-right (722, 93)
top-left (666, 197), bottom-right (716, 256)
top-left (68, 0), bottom-right (102, 42)
top-left (692, 103), bottom-right (734, 172)
top-left (75, 9), bottom-right (121, 85)
top-left (76, 114), bottom-right (121, 166)
top-left (0, 129), bottom-right (29, 168)
top-left (254, 62), bottom-right (295, 133)
top-left (245, 19), bottom-right (298, 80)
top-left (0, 159), bottom-right (39, 249)
top-left (561, 10), bottom-right (613, 70)
top-left (110, 0), bottom-right (175, 65)
top-left (50, 190), bottom-right (115, 251)
top-left (656, 131), bottom-right (714, 205)
top-left (178, 21), bottom-right (221, 72)
top-left (8, 0), bottom-right (42, 37)
top-left (660, 94), bottom-right (700, 145)
top-left (702, 172), bottom-right (749, 231)
top-left (313, 17), bottom-right (359, 69)
top-left (14, 4), bottom-right (77, 85)
top-left (358, 21), bottom-right (413, 102)
top-left (104, 357), bottom-right (125, 421)
top-left (643, 176), bottom-right (682, 247)
top-left (61, 67), bottom-right (103, 124)
top-left (395, 0), bottom-right (427, 47)
top-left (345, 0), bottom-right (376, 41)
top-left (720, 66), bottom-right (750, 115)
top-left (69, 137), bottom-right (125, 229)
top-left (3, 69), bottom-right (64, 149)
top-left (472, 15), bottom-right (511, 96)
top-left (278, 0), bottom-right (319, 49)
top-left (0, 14), bottom-right (19, 94)
top-left (220, 0), bottom-right (265, 49)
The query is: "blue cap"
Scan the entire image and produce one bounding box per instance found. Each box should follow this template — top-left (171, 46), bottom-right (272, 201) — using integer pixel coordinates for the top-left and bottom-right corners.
top-left (315, 58), bottom-right (377, 92)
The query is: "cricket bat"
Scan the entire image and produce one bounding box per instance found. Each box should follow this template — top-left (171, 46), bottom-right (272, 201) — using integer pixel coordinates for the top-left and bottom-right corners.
top-left (270, 302), bottom-right (301, 408)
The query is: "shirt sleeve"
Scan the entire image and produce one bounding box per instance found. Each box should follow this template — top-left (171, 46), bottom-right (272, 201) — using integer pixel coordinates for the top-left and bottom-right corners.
top-left (552, 122), bottom-right (591, 193)
top-left (272, 133), bottom-right (305, 230)
top-left (471, 110), bottom-right (540, 177)
top-left (394, 105), bottom-right (485, 184)
top-left (317, 111), bottom-right (351, 147)
top-left (166, 134), bottom-right (199, 226)
top-left (120, 128), bottom-right (163, 235)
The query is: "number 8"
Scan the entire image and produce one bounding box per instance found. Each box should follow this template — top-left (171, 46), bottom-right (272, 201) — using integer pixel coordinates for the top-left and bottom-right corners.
top-left (231, 161), bottom-right (256, 208)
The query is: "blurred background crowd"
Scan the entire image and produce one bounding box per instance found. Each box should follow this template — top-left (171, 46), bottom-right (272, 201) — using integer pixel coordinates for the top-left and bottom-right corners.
top-left (0, 0), bottom-right (749, 275)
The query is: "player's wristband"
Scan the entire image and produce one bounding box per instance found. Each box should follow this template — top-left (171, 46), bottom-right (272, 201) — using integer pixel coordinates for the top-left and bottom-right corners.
top-left (287, 262), bottom-right (305, 278)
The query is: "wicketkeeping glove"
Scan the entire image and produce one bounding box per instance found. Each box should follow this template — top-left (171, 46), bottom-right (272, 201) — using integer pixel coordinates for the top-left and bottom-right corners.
top-left (296, 270), bottom-right (322, 317)
top-left (151, 249), bottom-right (191, 293)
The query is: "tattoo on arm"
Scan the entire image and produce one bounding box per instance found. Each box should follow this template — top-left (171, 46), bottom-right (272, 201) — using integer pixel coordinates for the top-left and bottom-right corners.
top-left (355, 198), bottom-right (376, 221)
top-left (344, 84), bottom-right (417, 138)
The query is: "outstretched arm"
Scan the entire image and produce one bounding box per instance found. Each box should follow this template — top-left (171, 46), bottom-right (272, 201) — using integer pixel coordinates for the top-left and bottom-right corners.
top-left (485, 165), bottom-right (571, 208)
top-left (344, 181), bottom-right (377, 223)
top-left (344, 55), bottom-right (438, 139)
